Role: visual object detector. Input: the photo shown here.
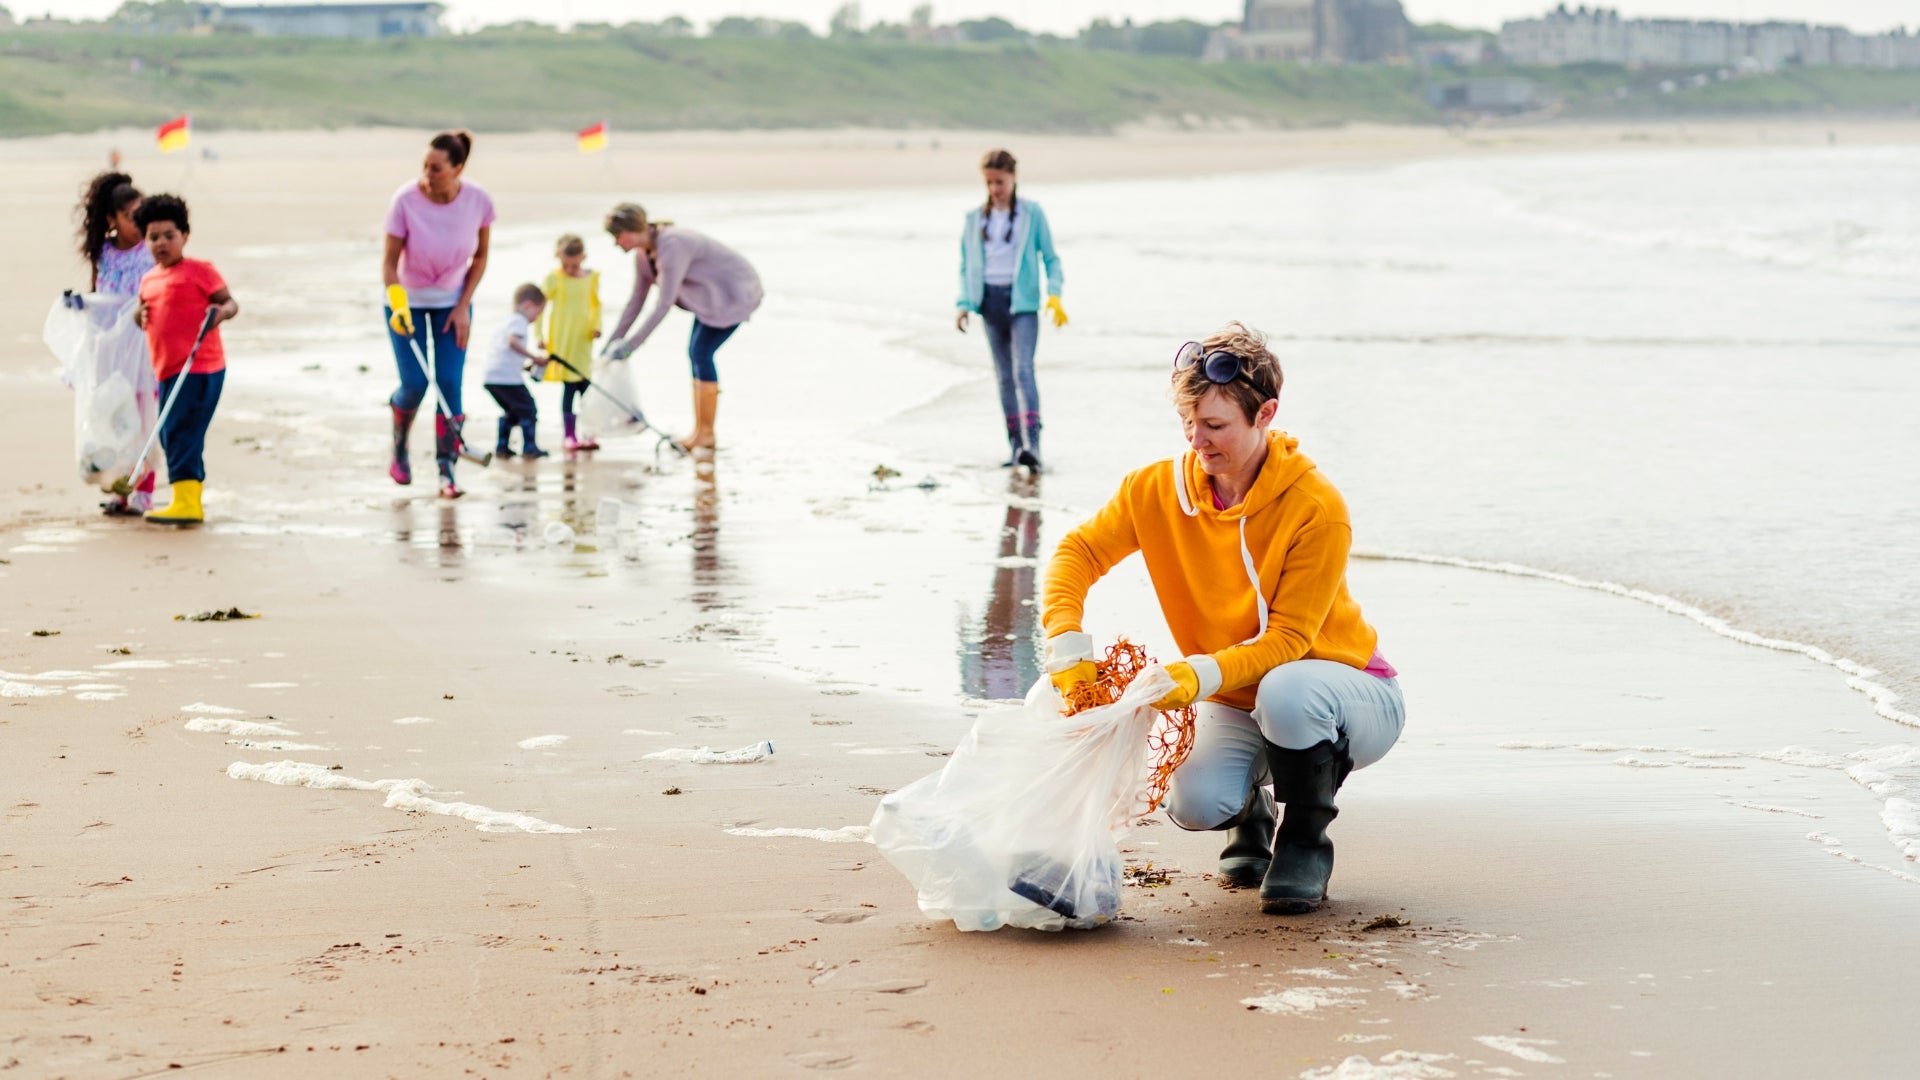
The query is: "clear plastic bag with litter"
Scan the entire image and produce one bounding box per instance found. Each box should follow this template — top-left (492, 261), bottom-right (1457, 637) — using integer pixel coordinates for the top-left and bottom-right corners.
top-left (870, 663), bottom-right (1175, 932)
top-left (43, 293), bottom-right (156, 490)
top-left (579, 357), bottom-right (647, 436)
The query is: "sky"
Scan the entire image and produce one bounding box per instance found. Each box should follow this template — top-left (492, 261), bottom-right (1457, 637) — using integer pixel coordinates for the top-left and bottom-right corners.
top-left (20, 1), bottom-right (1916, 36)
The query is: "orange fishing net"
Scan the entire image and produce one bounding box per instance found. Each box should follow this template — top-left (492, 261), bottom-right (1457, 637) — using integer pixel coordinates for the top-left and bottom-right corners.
top-left (1061, 639), bottom-right (1198, 817)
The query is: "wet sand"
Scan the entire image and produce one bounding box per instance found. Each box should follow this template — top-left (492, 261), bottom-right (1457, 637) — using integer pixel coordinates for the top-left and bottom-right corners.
top-left (5, 123), bottom-right (1919, 1077)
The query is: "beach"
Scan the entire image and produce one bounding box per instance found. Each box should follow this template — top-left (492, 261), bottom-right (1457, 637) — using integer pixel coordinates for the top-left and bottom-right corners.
top-left (4, 120), bottom-right (1918, 1077)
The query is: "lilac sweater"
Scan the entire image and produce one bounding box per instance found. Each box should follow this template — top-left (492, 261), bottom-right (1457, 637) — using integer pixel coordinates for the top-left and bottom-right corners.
top-left (611, 227), bottom-right (763, 347)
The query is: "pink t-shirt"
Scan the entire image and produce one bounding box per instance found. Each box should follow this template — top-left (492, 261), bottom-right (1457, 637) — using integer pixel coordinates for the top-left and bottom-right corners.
top-left (384, 180), bottom-right (495, 308)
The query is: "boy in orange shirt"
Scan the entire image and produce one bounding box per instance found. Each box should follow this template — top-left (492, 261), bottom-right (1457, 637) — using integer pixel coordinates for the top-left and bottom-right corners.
top-left (133, 194), bottom-right (238, 525)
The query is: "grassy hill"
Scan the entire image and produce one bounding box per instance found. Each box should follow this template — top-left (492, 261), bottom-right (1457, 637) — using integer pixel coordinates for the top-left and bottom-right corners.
top-left (2, 26), bottom-right (1917, 137)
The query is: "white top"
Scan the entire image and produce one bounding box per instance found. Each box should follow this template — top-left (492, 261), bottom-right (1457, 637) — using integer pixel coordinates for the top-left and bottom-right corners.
top-left (479, 311), bottom-right (531, 386)
top-left (983, 207), bottom-right (1017, 287)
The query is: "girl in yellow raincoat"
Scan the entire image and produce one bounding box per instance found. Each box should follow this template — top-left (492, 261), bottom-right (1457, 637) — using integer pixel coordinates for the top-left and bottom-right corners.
top-left (541, 233), bottom-right (602, 451)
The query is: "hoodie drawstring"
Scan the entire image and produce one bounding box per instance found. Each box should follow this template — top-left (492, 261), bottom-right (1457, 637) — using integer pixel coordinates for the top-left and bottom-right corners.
top-left (1178, 450), bottom-right (1269, 646)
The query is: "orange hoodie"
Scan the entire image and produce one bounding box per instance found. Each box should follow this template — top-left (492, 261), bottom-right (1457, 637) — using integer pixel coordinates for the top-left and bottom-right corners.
top-left (1042, 430), bottom-right (1378, 712)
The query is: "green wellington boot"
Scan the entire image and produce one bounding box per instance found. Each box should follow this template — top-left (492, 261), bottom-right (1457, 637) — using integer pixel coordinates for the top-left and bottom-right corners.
top-left (1216, 783), bottom-right (1276, 887)
top-left (1259, 735), bottom-right (1353, 915)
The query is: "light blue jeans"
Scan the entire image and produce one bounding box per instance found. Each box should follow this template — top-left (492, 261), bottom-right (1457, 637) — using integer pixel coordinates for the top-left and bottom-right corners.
top-left (979, 283), bottom-right (1039, 445)
top-left (1165, 660), bottom-right (1405, 831)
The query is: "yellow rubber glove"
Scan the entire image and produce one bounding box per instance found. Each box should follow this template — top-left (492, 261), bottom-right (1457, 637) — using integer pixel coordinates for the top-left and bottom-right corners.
top-left (385, 284), bottom-right (413, 338)
top-left (1049, 661), bottom-right (1097, 698)
top-left (1152, 661), bottom-right (1200, 712)
top-left (1044, 295), bottom-right (1069, 329)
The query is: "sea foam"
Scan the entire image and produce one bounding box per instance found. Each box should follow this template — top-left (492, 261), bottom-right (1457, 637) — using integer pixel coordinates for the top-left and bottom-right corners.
top-left (725, 825), bottom-right (871, 843)
top-left (1299, 1053), bottom-right (1458, 1080)
top-left (1357, 548), bottom-right (1918, 728)
top-left (184, 717), bottom-right (297, 737)
top-left (226, 760), bottom-right (581, 834)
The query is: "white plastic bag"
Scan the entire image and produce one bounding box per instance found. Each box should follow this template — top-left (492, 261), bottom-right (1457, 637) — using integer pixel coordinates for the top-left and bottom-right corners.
top-left (579, 358), bottom-right (648, 437)
top-left (44, 294), bottom-right (156, 489)
top-left (871, 663), bottom-right (1176, 932)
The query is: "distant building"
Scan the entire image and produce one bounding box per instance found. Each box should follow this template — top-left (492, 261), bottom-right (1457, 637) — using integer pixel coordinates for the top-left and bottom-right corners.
top-left (1414, 38), bottom-right (1493, 67)
top-left (1319, 0), bottom-right (1410, 63)
top-left (1425, 76), bottom-right (1536, 112)
top-left (1499, 6), bottom-right (1920, 69)
top-left (1231, 0), bottom-right (1316, 61)
top-left (1209, 0), bottom-right (1409, 63)
top-left (213, 3), bottom-right (444, 39)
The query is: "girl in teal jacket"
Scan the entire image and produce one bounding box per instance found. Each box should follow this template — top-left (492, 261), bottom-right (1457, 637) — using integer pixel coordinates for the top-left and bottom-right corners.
top-left (955, 149), bottom-right (1066, 470)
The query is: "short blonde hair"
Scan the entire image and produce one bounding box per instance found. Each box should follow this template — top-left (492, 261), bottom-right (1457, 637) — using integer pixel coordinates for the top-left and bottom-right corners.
top-left (1171, 322), bottom-right (1283, 423)
top-left (513, 282), bottom-right (545, 307)
top-left (555, 233), bottom-right (585, 257)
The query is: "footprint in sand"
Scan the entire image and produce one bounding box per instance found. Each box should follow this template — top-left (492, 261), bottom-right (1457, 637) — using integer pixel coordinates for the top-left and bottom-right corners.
top-left (788, 1051), bottom-right (856, 1071)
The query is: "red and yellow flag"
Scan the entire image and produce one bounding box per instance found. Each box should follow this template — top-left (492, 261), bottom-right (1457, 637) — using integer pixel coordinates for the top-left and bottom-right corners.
top-left (156, 114), bottom-right (191, 153)
top-left (577, 121), bottom-right (608, 154)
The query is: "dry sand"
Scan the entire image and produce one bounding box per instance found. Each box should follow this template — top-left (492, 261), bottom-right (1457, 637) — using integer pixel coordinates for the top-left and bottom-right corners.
top-left (4, 121), bottom-right (1918, 1078)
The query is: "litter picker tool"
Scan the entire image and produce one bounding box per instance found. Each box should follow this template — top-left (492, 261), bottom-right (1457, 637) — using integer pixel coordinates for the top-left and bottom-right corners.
top-left (116, 305), bottom-right (218, 496)
top-left (406, 313), bottom-right (491, 467)
top-left (543, 353), bottom-right (687, 462)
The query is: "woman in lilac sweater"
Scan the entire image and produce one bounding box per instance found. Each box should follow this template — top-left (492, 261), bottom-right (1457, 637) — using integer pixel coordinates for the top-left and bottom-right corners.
top-left (602, 203), bottom-right (762, 454)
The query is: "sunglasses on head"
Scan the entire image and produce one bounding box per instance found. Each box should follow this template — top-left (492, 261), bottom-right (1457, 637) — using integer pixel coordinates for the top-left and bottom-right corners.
top-left (1174, 341), bottom-right (1272, 399)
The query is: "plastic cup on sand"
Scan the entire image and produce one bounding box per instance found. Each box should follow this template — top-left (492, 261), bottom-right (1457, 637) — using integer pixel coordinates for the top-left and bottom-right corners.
top-left (596, 497), bottom-right (623, 535)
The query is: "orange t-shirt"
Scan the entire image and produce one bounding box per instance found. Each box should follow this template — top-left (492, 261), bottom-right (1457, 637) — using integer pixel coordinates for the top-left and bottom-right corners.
top-left (139, 257), bottom-right (227, 379)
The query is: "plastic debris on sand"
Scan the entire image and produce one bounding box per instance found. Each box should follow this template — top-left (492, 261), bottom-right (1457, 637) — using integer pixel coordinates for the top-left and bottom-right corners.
top-left (645, 740), bottom-right (774, 764)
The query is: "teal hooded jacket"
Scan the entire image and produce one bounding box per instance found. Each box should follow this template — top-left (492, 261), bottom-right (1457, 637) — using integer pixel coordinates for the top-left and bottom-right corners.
top-left (955, 199), bottom-right (1065, 316)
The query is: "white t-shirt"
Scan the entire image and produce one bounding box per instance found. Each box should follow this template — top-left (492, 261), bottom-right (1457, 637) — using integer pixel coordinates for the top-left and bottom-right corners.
top-left (983, 207), bottom-right (1017, 287)
top-left (479, 311), bottom-right (531, 386)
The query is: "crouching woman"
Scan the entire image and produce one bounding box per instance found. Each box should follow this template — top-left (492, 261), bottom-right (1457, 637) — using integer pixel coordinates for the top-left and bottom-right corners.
top-left (1039, 323), bottom-right (1404, 914)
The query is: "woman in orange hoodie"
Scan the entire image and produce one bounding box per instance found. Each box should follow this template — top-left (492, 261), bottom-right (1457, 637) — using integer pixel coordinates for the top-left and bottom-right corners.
top-left (1041, 323), bottom-right (1403, 915)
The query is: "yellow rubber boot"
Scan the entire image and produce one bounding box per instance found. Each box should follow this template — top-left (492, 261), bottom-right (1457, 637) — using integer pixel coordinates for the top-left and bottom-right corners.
top-left (145, 479), bottom-right (204, 525)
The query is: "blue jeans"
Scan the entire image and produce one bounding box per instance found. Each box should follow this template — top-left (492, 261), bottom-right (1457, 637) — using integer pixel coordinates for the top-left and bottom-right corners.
top-left (979, 283), bottom-right (1039, 446)
top-left (1165, 660), bottom-right (1406, 831)
top-left (386, 306), bottom-right (465, 415)
top-left (158, 368), bottom-right (225, 484)
top-left (689, 320), bottom-right (736, 383)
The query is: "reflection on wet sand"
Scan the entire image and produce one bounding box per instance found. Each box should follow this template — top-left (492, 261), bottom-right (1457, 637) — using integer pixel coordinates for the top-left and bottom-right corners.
top-left (960, 474), bottom-right (1043, 700)
top-left (689, 459), bottom-right (727, 610)
top-left (387, 495), bottom-right (469, 568)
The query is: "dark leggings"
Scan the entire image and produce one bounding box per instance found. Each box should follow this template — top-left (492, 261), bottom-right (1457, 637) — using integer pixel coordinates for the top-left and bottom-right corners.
top-left (487, 383), bottom-right (539, 450)
top-left (689, 320), bottom-right (737, 382)
top-left (561, 381), bottom-right (585, 416)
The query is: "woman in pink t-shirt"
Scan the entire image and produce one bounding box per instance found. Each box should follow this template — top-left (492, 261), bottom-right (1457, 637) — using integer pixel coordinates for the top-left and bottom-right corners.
top-left (381, 130), bottom-right (495, 498)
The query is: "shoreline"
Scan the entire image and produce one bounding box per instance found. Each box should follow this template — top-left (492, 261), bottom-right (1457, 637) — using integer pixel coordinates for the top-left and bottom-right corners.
top-left (5, 122), bottom-right (1917, 1076)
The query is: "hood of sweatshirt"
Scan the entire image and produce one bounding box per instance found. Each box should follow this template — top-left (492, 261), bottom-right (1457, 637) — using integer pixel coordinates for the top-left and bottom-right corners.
top-left (1174, 430), bottom-right (1317, 522)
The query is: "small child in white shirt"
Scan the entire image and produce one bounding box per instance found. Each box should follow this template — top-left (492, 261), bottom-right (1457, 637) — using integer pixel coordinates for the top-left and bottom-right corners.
top-left (481, 283), bottom-right (549, 458)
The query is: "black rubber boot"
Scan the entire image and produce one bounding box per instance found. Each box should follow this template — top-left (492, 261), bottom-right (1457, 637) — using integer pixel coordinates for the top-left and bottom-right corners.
top-left (1017, 422), bottom-right (1042, 472)
top-left (1002, 419), bottom-right (1022, 467)
top-left (1260, 735), bottom-right (1353, 915)
top-left (1217, 783), bottom-right (1276, 887)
